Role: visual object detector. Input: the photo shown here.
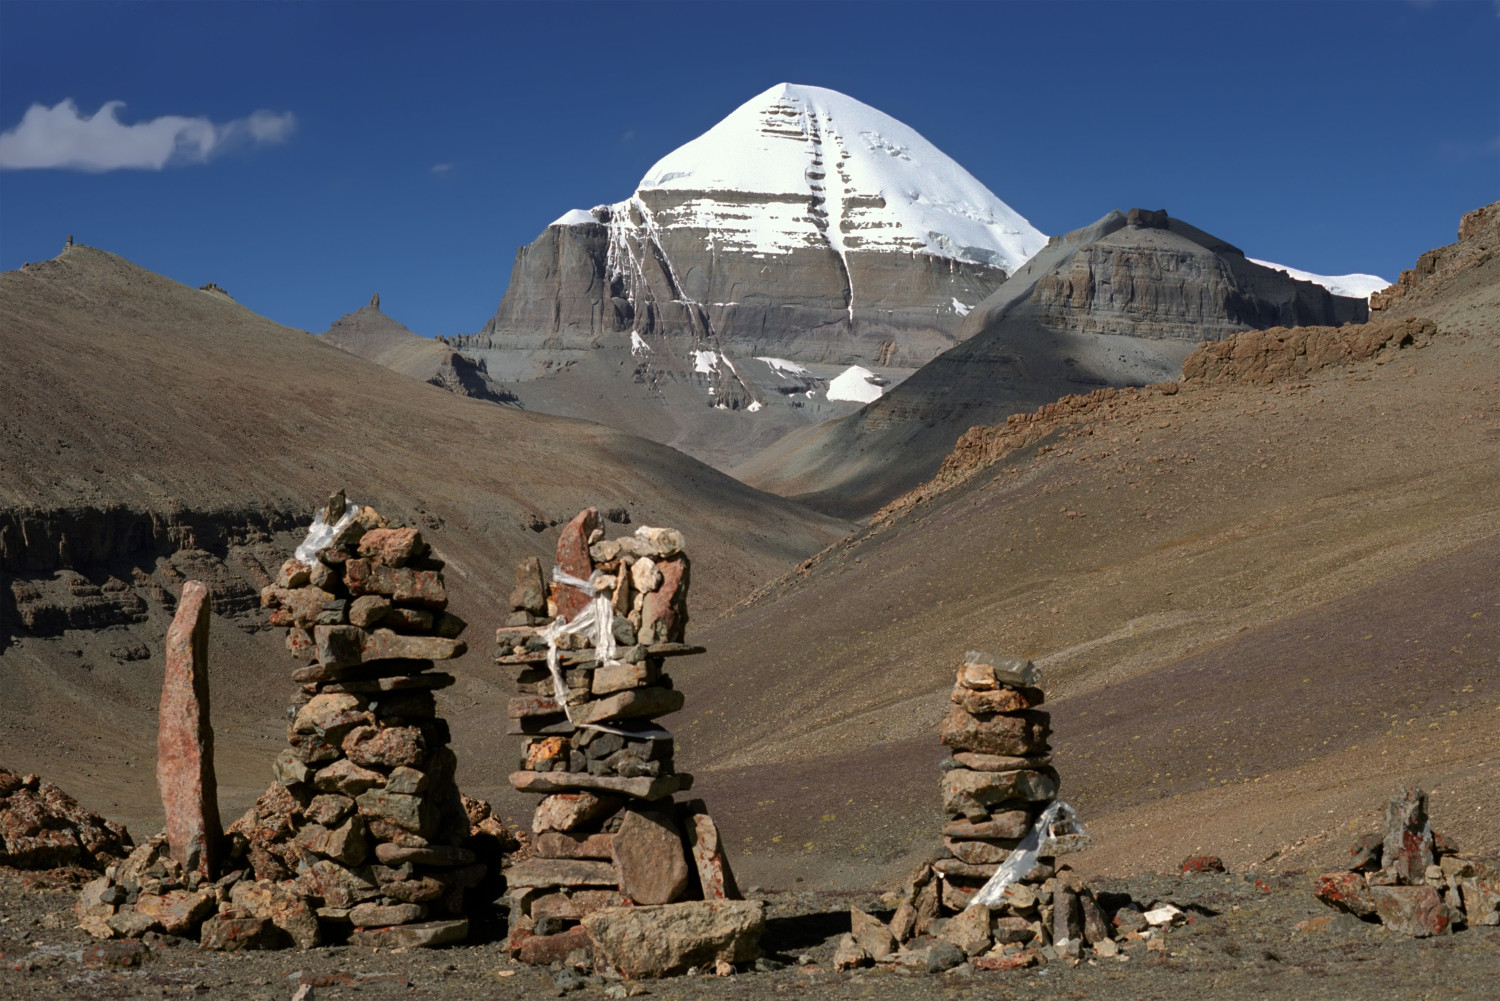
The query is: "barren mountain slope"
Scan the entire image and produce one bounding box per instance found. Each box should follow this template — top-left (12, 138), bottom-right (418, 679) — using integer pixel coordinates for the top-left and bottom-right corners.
top-left (0, 244), bottom-right (847, 837)
top-left (670, 208), bottom-right (1499, 891)
top-left (736, 209), bottom-right (1370, 518)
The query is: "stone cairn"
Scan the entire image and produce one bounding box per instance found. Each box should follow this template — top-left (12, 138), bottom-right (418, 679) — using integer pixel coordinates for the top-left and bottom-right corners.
top-left (1315, 786), bottom-right (1499, 936)
top-left (844, 652), bottom-right (1129, 972)
top-left (498, 508), bottom-right (758, 971)
top-left (77, 495), bottom-right (514, 950)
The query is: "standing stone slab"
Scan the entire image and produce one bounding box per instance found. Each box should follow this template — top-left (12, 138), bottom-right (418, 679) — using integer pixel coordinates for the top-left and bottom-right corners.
top-left (157, 581), bottom-right (222, 878)
top-left (680, 801), bottom-right (740, 901)
top-left (555, 508), bottom-right (600, 621)
top-left (612, 806), bottom-right (690, 905)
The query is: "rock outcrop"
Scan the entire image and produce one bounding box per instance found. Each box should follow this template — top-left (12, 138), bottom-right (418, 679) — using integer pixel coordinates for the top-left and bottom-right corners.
top-left (0, 768), bottom-right (132, 871)
top-left (735, 208), bottom-right (1372, 517)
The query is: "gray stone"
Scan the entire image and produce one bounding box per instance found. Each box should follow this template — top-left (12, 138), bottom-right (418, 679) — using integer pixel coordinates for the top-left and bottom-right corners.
top-left (348, 918), bottom-right (468, 948)
top-left (582, 900), bottom-right (765, 978)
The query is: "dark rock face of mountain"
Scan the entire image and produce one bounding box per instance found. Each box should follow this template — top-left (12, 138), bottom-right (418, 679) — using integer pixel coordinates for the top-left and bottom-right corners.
top-left (736, 209), bottom-right (1371, 517)
top-left (461, 211), bottom-right (1010, 377)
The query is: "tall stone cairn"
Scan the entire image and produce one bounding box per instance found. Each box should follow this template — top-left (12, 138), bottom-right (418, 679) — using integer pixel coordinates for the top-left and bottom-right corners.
top-left (855, 652), bottom-right (1116, 971)
top-left (242, 498), bottom-right (485, 948)
top-left (74, 498), bottom-right (515, 949)
top-left (498, 508), bottom-right (742, 966)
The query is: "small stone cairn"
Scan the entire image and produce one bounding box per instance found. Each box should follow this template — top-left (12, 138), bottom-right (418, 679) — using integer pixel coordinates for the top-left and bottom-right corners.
top-left (846, 652), bottom-right (1125, 971)
top-left (498, 508), bottom-right (758, 971)
top-left (1315, 786), bottom-right (1499, 936)
top-left (76, 495), bottom-right (514, 950)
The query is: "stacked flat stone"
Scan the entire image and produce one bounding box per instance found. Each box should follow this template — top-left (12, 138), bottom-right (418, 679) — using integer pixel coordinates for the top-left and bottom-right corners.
top-left (864, 652), bottom-right (1113, 971)
top-left (497, 508), bottom-right (740, 966)
top-left (250, 497), bottom-right (481, 948)
top-left (75, 498), bottom-right (514, 950)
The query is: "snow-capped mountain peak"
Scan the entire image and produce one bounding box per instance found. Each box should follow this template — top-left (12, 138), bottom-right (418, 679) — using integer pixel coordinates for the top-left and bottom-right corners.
top-left (564, 83), bottom-right (1045, 275)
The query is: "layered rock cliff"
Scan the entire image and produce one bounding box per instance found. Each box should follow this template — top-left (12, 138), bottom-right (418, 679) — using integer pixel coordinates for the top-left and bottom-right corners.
top-left (735, 208), bottom-right (1372, 516)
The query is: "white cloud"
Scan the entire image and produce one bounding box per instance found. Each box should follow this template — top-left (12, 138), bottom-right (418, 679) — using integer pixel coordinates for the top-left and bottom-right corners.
top-left (431, 162), bottom-right (453, 174)
top-left (0, 99), bottom-right (296, 171)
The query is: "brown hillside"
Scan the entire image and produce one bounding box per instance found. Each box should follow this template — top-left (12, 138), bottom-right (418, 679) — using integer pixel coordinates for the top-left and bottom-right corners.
top-left (0, 245), bottom-right (847, 838)
top-left (670, 206), bottom-right (1500, 891)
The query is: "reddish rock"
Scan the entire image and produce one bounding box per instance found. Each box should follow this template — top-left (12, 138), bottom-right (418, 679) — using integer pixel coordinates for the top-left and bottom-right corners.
top-left (200, 910), bottom-right (287, 951)
top-left (555, 508), bottom-right (601, 621)
top-left (343, 725), bottom-right (426, 768)
top-left (0, 768), bottom-right (131, 871)
top-left (157, 580), bottom-right (223, 878)
top-left (581, 900), bottom-right (764, 978)
top-left (1314, 871), bottom-right (1376, 917)
top-left (612, 806), bottom-right (690, 905)
top-left (1370, 885), bottom-right (1455, 937)
top-left (938, 707), bottom-right (1051, 756)
top-left (680, 802), bottom-right (740, 900)
top-left (231, 879), bottom-right (320, 948)
top-left (950, 685), bottom-right (1044, 715)
top-left (973, 949), bottom-right (1039, 971)
top-left (640, 555), bottom-right (689, 644)
top-left (357, 527), bottom-right (428, 567)
top-left (534, 831), bottom-right (615, 860)
top-left (1179, 855), bottom-right (1226, 875)
top-left (132, 888), bottom-right (216, 936)
top-left (517, 923), bottom-right (592, 965)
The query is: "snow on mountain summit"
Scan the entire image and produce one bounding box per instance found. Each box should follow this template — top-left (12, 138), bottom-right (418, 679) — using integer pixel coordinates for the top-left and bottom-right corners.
top-left (567, 83), bottom-right (1045, 275)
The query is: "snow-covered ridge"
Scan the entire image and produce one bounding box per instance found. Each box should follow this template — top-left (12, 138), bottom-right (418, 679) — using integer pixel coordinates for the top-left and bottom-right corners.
top-left (625, 83), bottom-right (1045, 272)
top-left (1250, 259), bottom-right (1390, 302)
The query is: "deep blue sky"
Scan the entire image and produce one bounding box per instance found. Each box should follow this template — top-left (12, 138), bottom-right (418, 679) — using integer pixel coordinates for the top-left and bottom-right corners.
top-left (2, 1), bottom-right (1496, 336)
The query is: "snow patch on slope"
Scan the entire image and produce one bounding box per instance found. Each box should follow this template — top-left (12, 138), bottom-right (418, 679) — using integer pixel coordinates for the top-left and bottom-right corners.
top-left (1250, 259), bottom-right (1390, 301)
top-left (758, 356), bottom-right (809, 378)
top-left (828, 365), bottom-right (884, 403)
top-left (951, 297), bottom-right (971, 317)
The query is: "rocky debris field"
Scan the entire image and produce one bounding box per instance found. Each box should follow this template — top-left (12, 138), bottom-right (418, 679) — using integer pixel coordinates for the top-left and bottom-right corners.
top-left (4, 867), bottom-right (1500, 1000)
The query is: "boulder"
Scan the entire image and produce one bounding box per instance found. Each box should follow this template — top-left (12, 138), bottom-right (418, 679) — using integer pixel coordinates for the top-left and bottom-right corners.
top-left (850, 905), bottom-right (896, 960)
top-left (1316, 871), bottom-right (1377, 917)
top-left (349, 918), bottom-right (468, 949)
top-left (582, 900), bottom-right (765, 978)
top-left (1370, 885), bottom-right (1455, 937)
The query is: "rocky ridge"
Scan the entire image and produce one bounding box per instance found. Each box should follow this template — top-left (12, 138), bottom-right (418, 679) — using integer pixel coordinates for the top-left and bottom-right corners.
top-left (321, 298), bottom-right (516, 405)
top-left (734, 208), bottom-right (1371, 517)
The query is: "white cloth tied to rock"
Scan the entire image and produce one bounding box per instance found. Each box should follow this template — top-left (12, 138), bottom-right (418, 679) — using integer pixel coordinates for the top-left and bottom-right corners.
top-left (543, 566), bottom-right (668, 740)
top-left (294, 499), bottom-right (359, 564)
top-left (967, 800), bottom-right (1086, 909)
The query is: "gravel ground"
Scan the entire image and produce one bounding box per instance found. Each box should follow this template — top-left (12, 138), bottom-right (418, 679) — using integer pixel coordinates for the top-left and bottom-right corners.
top-left (3, 867), bottom-right (1497, 1000)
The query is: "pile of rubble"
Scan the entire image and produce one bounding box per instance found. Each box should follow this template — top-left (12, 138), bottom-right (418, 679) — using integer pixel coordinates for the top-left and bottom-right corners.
top-left (1316, 786), bottom-right (1499, 936)
top-left (0, 767), bottom-right (132, 872)
top-left (841, 652), bottom-right (1135, 971)
top-left (498, 508), bottom-right (762, 974)
top-left (77, 496), bottom-right (512, 950)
